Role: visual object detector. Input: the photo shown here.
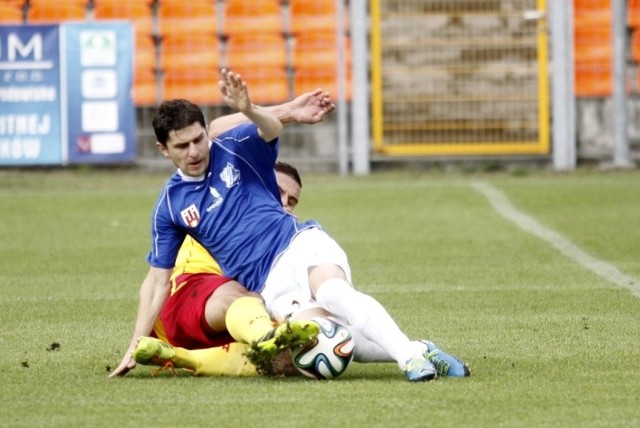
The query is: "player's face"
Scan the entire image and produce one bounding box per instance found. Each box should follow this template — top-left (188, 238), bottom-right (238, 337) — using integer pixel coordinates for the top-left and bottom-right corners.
top-left (276, 171), bottom-right (301, 214)
top-left (157, 122), bottom-right (210, 177)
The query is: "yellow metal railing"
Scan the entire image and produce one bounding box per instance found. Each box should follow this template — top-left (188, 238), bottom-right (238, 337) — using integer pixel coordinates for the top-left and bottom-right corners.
top-left (371, 0), bottom-right (549, 156)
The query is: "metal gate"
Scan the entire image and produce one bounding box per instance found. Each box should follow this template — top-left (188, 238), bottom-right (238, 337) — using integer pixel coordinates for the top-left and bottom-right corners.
top-left (371, 0), bottom-right (549, 156)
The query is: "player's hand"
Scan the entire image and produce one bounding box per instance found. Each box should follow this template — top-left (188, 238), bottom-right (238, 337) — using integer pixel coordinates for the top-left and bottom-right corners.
top-left (289, 89), bottom-right (335, 124)
top-left (108, 351), bottom-right (137, 378)
top-left (218, 69), bottom-right (252, 113)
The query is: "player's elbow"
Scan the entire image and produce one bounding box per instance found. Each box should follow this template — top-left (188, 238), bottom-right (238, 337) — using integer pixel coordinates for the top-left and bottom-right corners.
top-left (208, 122), bottom-right (221, 140)
top-left (261, 121), bottom-right (283, 142)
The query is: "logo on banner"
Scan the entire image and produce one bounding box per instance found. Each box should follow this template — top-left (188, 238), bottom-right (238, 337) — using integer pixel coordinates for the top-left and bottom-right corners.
top-left (80, 31), bottom-right (116, 66)
top-left (180, 204), bottom-right (200, 228)
top-left (0, 32), bottom-right (53, 69)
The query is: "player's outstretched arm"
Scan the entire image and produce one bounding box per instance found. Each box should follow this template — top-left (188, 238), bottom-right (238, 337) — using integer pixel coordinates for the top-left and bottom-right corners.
top-left (109, 267), bottom-right (172, 378)
top-left (208, 88), bottom-right (335, 139)
top-left (217, 69), bottom-right (283, 142)
top-left (285, 89), bottom-right (335, 124)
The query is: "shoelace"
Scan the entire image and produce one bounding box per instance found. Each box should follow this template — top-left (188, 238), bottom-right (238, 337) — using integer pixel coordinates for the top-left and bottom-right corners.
top-left (426, 350), bottom-right (450, 376)
top-left (405, 356), bottom-right (429, 373)
top-left (151, 362), bottom-right (177, 377)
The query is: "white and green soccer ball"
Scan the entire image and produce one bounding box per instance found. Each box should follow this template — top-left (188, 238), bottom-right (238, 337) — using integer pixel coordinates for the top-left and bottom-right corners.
top-left (291, 317), bottom-right (354, 380)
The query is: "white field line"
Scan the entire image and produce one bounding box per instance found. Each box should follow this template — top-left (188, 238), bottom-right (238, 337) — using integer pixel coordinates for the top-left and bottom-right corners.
top-left (470, 181), bottom-right (640, 297)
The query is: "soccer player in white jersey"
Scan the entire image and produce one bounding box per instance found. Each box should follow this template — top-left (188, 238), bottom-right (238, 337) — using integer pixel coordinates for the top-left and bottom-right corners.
top-left (112, 69), bottom-right (468, 381)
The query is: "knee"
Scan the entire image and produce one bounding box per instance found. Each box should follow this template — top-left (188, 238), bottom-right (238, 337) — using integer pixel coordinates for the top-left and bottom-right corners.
top-left (308, 264), bottom-right (348, 296)
top-left (205, 281), bottom-right (262, 331)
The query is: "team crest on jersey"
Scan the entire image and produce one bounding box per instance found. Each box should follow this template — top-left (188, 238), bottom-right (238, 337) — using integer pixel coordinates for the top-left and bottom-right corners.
top-left (220, 162), bottom-right (240, 188)
top-left (180, 204), bottom-right (200, 228)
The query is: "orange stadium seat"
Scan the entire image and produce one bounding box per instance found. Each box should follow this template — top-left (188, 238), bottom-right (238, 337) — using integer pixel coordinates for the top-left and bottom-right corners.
top-left (229, 66), bottom-right (289, 105)
top-left (162, 70), bottom-right (223, 105)
top-left (27, 4), bottom-right (86, 23)
top-left (160, 34), bottom-right (220, 72)
top-left (632, 29), bottom-right (640, 61)
top-left (158, 2), bottom-right (217, 38)
top-left (575, 63), bottom-right (612, 97)
top-left (0, 0), bottom-right (25, 7)
top-left (573, 0), bottom-right (611, 29)
top-left (293, 32), bottom-right (351, 70)
top-left (289, 0), bottom-right (349, 35)
top-left (93, 0), bottom-right (154, 5)
top-left (574, 27), bottom-right (612, 63)
top-left (293, 69), bottom-right (352, 101)
top-left (574, 0), bottom-right (610, 8)
top-left (292, 31), bottom-right (352, 101)
top-left (225, 33), bottom-right (287, 71)
top-left (0, 4), bottom-right (23, 24)
top-left (629, 0), bottom-right (640, 28)
top-left (93, 2), bottom-right (153, 39)
top-left (222, 0), bottom-right (284, 37)
top-left (155, 0), bottom-right (213, 5)
top-left (29, 0), bottom-right (86, 7)
top-left (132, 68), bottom-right (158, 106)
top-left (135, 35), bottom-right (156, 73)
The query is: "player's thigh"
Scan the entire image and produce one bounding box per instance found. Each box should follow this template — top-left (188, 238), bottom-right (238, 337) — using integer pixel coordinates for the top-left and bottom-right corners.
top-left (204, 280), bottom-right (261, 331)
top-left (291, 307), bottom-right (332, 321)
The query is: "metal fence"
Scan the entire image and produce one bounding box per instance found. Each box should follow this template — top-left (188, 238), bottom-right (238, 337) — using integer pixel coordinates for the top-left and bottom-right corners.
top-left (370, 0), bottom-right (550, 157)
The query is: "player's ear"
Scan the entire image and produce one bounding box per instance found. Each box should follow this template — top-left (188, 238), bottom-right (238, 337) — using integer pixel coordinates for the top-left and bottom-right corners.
top-left (156, 141), bottom-right (169, 158)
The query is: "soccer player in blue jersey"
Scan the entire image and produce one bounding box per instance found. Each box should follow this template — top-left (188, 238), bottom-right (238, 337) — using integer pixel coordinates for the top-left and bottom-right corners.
top-left (120, 93), bottom-right (338, 378)
top-left (112, 69), bottom-right (466, 382)
top-left (131, 160), bottom-right (468, 378)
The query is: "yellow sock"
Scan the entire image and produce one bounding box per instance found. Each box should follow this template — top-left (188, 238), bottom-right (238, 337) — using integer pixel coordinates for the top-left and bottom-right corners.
top-left (164, 344), bottom-right (257, 377)
top-left (225, 296), bottom-right (275, 344)
top-left (169, 346), bottom-right (199, 371)
top-left (190, 343), bottom-right (258, 376)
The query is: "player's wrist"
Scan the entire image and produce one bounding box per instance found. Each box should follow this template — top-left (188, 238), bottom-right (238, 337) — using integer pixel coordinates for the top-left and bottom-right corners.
top-left (273, 102), bottom-right (295, 124)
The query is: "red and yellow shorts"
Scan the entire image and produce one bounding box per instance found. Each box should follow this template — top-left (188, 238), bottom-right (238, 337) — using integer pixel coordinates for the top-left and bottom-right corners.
top-left (154, 273), bottom-right (236, 349)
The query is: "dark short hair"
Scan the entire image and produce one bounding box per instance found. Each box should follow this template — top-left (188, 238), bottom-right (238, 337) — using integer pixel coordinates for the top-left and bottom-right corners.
top-left (152, 99), bottom-right (206, 146)
top-left (275, 161), bottom-right (302, 188)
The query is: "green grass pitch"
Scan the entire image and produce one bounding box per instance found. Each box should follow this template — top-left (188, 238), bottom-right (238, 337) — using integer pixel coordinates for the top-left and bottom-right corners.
top-left (1, 167), bottom-right (639, 427)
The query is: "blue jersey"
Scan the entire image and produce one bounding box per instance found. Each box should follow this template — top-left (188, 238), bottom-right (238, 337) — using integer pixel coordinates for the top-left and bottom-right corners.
top-left (147, 123), bottom-right (319, 292)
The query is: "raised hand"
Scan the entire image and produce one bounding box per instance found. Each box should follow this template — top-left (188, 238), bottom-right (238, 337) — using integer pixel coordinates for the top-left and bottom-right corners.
top-left (218, 69), bottom-right (252, 113)
top-left (289, 89), bottom-right (336, 124)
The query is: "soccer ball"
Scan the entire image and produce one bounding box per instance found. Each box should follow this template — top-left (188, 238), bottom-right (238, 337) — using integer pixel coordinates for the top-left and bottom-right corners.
top-left (291, 317), bottom-right (354, 380)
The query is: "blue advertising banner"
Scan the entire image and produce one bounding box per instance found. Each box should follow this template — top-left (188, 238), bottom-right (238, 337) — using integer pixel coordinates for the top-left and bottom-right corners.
top-left (0, 25), bottom-right (63, 166)
top-left (63, 22), bottom-right (136, 164)
top-left (0, 23), bottom-right (135, 167)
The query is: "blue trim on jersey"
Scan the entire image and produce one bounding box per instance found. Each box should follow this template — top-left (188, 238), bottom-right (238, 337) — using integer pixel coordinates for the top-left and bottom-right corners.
top-left (147, 123), bottom-right (320, 292)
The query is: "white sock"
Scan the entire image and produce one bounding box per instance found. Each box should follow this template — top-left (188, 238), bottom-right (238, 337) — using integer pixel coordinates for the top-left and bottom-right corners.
top-left (330, 317), bottom-right (427, 364)
top-left (314, 278), bottom-right (417, 367)
top-left (348, 327), bottom-right (393, 362)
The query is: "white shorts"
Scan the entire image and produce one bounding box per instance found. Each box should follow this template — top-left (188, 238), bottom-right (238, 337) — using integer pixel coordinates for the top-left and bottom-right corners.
top-left (261, 227), bottom-right (352, 322)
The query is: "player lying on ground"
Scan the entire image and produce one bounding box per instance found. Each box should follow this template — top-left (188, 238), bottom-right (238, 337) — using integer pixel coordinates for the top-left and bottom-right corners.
top-left (112, 69), bottom-right (469, 381)
top-left (133, 160), bottom-right (467, 378)
top-left (110, 89), bottom-right (336, 378)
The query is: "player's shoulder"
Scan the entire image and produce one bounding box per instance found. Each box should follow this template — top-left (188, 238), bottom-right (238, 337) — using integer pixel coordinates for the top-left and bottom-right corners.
top-left (155, 174), bottom-right (197, 209)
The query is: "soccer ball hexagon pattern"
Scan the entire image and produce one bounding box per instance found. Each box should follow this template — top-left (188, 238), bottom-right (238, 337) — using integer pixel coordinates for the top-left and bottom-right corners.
top-left (291, 316), bottom-right (354, 380)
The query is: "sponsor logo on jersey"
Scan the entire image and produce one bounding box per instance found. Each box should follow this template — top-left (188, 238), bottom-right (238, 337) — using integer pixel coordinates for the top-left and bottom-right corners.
top-left (220, 162), bottom-right (240, 188)
top-left (207, 186), bottom-right (224, 212)
top-left (180, 204), bottom-right (200, 228)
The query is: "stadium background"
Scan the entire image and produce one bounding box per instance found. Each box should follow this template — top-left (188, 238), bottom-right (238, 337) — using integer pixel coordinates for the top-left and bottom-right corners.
top-left (1, 0), bottom-right (638, 172)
